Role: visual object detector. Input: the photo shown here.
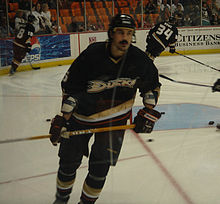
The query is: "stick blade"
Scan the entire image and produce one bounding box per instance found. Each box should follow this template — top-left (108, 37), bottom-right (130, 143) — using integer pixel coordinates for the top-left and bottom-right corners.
top-left (159, 74), bottom-right (173, 81)
top-left (32, 67), bottom-right (40, 70)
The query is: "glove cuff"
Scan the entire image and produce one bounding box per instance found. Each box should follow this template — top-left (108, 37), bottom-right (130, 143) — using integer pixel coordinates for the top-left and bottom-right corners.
top-left (140, 107), bottom-right (161, 122)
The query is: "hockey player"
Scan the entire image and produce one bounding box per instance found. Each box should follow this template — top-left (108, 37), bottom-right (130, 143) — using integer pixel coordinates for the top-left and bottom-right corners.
top-left (49, 14), bottom-right (161, 204)
top-left (212, 79), bottom-right (220, 92)
top-left (9, 14), bottom-right (36, 75)
top-left (145, 17), bottom-right (178, 61)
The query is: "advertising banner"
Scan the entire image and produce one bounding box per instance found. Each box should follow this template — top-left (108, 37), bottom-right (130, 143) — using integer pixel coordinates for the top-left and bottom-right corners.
top-left (0, 34), bottom-right (71, 68)
top-left (79, 32), bottom-right (108, 53)
top-left (175, 27), bottom-right (220, 51)
top-left (0, 39), bottom-right (13, 67)
top-left (78, 27), bottom-right (220, 54)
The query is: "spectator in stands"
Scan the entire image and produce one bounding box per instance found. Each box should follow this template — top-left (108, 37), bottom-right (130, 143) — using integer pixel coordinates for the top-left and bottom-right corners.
top-left (157, 0), bottom-right (162, 7)
top-left (202, 2), bottom-right (211, 25)
top-left (19, 0), bottom-right (31, 11)
top-left (0, 1), bottom-right (6, 13)
top-left (211, 0), bottom-right (219, 16)
top-left (174, 12), bottom-right (184, 26)
top-left (48, 0), bottom-right (57, 9)
top-left (96, 19), bottom-right (104, 31)
top-left (87, 21), bottom-right (96, 31)
top-left (184, 2), bottom-right (195, 26)
top-left (144, 14), bottom-right (154, 28)
top-left (156, 0), bottom-right (171, 23)
top-left (59, 0), bottom-right (72, 9)
top-left (41, 3), bottom-right (51, 26)
top-left (41, 2), bottom-right (56, 33)
top-left (210, 13), bottom-right (219, 25)
top-left (144, 0), bottom-right (158, 15)
top-left (14, 9), bottom-right (26, 33)
top-left (31, 2), bottom-right (43, 33)
top-left (173, 3), bottom-right (184, 20)
top-left (183, 13), bottom-right (193, 26)
top-left (144, 0), bottom-right (159, 26)
top-left (159, 2), bottom-right (171, 22)
top-left (0, 16), bottom-right (14, 38)
top-left (171, 0), bottom-right (184, 15)
top-left (68, 20), bottom-right (85, 32)
top-left (188, 3), bottom-right (200, 26)
top-left (135, 1), bottom-right (142, 14)
top-left (78, 23), bottom-right (85, 32)
top-left (31, 2), bottom-right (48, 34)
top-left (160, 0), bottom-right (171, 12)
top-left (67, 16), bottom-right (78, 32)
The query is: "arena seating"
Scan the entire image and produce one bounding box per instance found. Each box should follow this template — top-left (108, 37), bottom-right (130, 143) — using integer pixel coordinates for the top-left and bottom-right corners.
top-left (6, 0), bottom-right (162, 34)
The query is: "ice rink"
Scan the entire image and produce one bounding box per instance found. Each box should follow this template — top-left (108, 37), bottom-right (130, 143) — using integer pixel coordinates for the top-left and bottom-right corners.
top-left (0, 53), bottom-right (220, 204)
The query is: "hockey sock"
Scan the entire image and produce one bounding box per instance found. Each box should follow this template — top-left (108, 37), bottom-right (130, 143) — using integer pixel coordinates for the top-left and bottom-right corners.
top-left (55, 168), bottom-right (76, 202)
top-left (80, 173), bottom-right (106, 204)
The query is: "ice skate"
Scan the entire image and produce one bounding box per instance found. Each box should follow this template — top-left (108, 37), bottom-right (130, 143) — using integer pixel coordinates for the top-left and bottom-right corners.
top-left (52, 198), bottom-right (68, 204)
top-left (9, 67), bottom-right (16, 76)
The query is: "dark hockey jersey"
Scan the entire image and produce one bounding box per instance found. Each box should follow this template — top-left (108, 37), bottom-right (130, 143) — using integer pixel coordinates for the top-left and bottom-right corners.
top-left (14, 23), bottom-right (35, 49)
top-left (62, 42), bottom-right (161, 123)
top-left (146, 21), bottom-right (178, 57)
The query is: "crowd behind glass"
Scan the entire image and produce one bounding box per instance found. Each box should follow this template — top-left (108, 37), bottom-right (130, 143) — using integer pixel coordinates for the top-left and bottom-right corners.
top-left (0, 0), bottom-right (220, 38)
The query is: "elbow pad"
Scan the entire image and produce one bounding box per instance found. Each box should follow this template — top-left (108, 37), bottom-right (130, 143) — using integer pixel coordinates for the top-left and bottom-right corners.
top-left (143, 88), bottom-right (160, 107)
top-left (61, 96), bottom-right (78, 114)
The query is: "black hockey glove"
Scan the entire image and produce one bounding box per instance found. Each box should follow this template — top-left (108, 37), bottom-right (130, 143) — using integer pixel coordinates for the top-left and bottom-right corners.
top-left (134, 107), bottom-right (161, 133)
top-left (49, 115), bottom-right (66, 146)
top-left (169, 46), bottom-right (176, 54)
top-left (212, 79), bottom-right (220, 92)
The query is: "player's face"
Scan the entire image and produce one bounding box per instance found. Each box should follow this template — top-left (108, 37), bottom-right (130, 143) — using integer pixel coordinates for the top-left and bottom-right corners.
top-left (111, 28), bottom-right (134, 53)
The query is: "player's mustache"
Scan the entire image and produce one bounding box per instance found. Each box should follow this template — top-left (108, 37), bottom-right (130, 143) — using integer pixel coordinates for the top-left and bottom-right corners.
top-left (119, 40), bottom-right (128, 45)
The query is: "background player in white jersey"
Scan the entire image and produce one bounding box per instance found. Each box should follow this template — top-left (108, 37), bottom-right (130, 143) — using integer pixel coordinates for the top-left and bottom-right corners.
top-left (145, 17), bottom-right (178, 61)
top-left (49, 14), bottom-right (161, 204)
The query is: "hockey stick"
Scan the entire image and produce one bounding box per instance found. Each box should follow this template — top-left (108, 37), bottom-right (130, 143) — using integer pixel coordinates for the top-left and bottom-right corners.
top-left (175, 51), bottom-right (220, 72)
top-left (159, 74), bottom-right (213, 88)
top-left (28, 58), bottom-right (40, 70)
top-left (0, 124), bottom-right (135, 144)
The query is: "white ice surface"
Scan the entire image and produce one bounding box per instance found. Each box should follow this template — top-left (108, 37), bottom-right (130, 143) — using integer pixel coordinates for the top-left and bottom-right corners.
top-left (0, 54), bottom-right (220, 204)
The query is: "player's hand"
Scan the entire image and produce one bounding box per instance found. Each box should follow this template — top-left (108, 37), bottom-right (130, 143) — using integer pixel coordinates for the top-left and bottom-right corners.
top-left (169, 46), bottom-right (176, 54)
top-left (134, 107), bottom-right (161, 133)
top-left (212, 79), bottom-right (220, 92)
top-left (49, 115), bottom-right (66, 146)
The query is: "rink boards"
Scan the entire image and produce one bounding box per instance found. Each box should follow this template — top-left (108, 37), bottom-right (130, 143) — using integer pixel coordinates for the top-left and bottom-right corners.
top-left (0, 26), bottom-right (220, 75)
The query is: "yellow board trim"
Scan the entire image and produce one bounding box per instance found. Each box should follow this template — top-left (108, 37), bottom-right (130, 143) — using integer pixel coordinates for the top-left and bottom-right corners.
top-left (161, 49), bottom-right (220, 56)
top-left (0, 59), bottom-right (74, 76)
